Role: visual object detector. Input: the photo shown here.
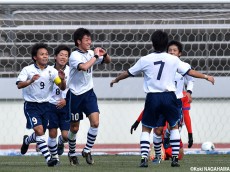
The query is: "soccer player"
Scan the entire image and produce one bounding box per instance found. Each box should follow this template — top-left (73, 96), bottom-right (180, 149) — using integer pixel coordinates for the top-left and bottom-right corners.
top-left (167, 40), bottom-right (194, 149)
top-left (110, 30), bottom-right (214, 168)
top-left (131, 40), bottom-right (195, 162)
top-left (47, 45), bottom-right (71, 164)
top-left (16, 43), bottom-right (66, 167)
top-left (66, 28), bottom-right (111, 166)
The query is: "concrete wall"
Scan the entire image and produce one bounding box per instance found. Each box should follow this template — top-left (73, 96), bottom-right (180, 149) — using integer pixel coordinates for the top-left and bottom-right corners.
top-left (0, 99), bottom-right (229, 145)
top-left (0, 76), bottom-right (228, 99)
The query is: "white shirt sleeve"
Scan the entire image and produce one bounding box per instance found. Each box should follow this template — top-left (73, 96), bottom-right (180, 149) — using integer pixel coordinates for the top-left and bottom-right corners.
top-left (184, 74), bottom-right (194, 92)
top-left (16, 67), bottom-right (29, 82)
top-left (177, 61), bottom-right (191, 76)
top-left (69, 51), bottom-right (83, 69)
top-left (128, 58), bottom-right (143, 76)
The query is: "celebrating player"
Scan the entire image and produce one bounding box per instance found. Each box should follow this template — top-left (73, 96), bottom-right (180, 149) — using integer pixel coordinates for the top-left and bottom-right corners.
top-left (130, 40), bottom-right (194, 162)
top-left (66, 28), bottom-right (111, 166)
top-left (110, 30), bottom-right (214, 168)
top-left (47, 45), bottom-right (71, 164)
top-left (16, 43), bottom-right (66, 167)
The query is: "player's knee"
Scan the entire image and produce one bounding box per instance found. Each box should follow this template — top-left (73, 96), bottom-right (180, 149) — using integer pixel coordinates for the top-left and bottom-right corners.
top-left (154, 127), bottom-right (163, 136)
top-left (34, 126), bottom-right (45, 136)
top-left (70, 125), bottom-right (79, 133)
top-left (91, 122), bottom-right (99, 128)
top-left (49, 129), bottom-right (57, 138)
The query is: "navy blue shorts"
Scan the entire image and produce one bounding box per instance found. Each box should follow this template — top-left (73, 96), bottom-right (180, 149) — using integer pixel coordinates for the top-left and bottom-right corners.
top-left (47, 103), bottom-right (70, 131)
top-left (142, 92), bottom-right (180, 128)
top-left (155, 99), bottom-right (183, 127)
top-left (66, 89), bottom-right (99, 122)
top-left (23, 101), bottom-right (50, 131)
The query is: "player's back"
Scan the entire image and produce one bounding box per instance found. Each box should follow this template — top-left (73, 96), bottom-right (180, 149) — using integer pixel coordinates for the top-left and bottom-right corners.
top-left (129, 52), bottom-right (190, 93)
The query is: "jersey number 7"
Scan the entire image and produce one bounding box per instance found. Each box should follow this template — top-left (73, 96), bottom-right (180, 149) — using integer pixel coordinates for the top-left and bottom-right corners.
top-left (154, 61), bottom-right (165, 80)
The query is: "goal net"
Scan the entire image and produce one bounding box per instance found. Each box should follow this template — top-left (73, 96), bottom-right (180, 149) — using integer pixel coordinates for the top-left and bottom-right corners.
top-left (0, 2), bottom-right (230, 154)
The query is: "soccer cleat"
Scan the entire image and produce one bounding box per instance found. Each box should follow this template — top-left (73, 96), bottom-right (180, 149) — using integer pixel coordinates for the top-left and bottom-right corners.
top-left (82, 150), bottom-right (94, 165)
top-left (47, 158), bottom-right (58, 167)
top-left (163, 137), bottom-right (170, 149)
top-left (57, 143), bottom-right (64, 155)
top-left (68, 153), bottom-right (79, 166)
top-left (171, 156), bottom-right (180, 167)
top-left (21, 135), bottom-right (29, 155)
top-left (139, 157), bottom-right (148, 167)
top-left (152, 155), bottom-right (162, 164)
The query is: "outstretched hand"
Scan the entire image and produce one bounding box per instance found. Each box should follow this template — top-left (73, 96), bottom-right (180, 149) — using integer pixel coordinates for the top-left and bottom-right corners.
top-left (110, 79), bottom-right (118, 87)
top-left (130, 121), bottom-right (140, 134)
top-left (206, 75), bottom-right (215, 85)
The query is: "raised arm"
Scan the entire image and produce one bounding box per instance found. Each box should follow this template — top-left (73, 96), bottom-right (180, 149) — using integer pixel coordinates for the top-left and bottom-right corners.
top-left (188, 69), bottom-right (214, 85)
top-left (110, 71), bottom-right (129, 87)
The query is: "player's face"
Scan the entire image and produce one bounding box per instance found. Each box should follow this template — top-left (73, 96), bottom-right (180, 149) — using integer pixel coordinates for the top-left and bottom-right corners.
top-left (78, 35), bottom-right (92, 52)
top-left (55, 50), bottom-right (69, 66)
top-left (33, 48), bottom-right (49, 67)
top-left (167, 45), bottom-right (181, 57)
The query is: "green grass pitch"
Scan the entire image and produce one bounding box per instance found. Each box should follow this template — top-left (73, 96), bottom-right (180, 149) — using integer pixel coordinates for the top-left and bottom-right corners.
top-left (0, 154), bottom-right (229, 172)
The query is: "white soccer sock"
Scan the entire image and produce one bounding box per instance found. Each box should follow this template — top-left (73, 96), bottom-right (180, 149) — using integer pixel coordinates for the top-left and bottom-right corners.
top-left (153, 133), bottom-right (162, 157)
top-left (48, 137), bottom-right (58, 157)
top-left (68, 130), bottom-right (77, 155)
top-left (84, 127), bottom-right (98, 153)
top-left (140, 132), bottom-right (150, 158)
top-left (170, 129), bottom-right (180, 157)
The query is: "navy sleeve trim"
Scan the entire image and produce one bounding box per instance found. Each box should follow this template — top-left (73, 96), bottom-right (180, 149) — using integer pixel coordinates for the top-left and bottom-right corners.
top-left (77, 63), bottom-right (83, 71)
top-left (127, 70), bottom-right (134, 77)
top-left (16, 81), bottom-right (21, 85)
top-left (182, 69), bottom-right (191, 77)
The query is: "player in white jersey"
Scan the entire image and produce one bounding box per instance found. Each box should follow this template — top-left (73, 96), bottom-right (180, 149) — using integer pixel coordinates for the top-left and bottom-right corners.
top-left (16, 43), bottom-right (66, 167)
top-left (130, 41), bottom-right (195, 162)
top-left (46, 45), bottom-right (71, 164)
top-left (110, 30), bottom-right (214, 168)
top-left (66, 28), bottom-right (111, 166)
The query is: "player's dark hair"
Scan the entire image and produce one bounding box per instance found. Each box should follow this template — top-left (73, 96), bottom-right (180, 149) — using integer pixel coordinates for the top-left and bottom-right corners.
top-left (151, 30), bottom-right (168, 52)
top-left (31, 43), bottom-right (48, 62)
top-left (73, 28), bottom-right (91, 47)
top-left (54, 45), bottom-right (71, 57)
top-left (167, 40), bottom-right (183, 53)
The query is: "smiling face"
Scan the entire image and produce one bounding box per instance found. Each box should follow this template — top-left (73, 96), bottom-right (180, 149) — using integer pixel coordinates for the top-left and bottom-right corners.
top-left (167, 44), bottom-right (182, 57)
top-left (33, 48), bottom-right (49, 68)
top-left (55, 50), bottom-right (69, 67)
top-left (77, 35), bottom-right (92, 52)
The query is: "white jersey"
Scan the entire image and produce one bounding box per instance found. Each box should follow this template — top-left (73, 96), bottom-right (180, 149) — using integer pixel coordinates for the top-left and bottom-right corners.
top-left (184, 74), bottom-right (194, 93)
top-left (68, 48), bottom-right (103, 95)
top-left (175, 69), bottom-right (194, 99)
top-left (16, 64), bottom-right (59, 103)
top-left (128, 52), bottom-right (190, 93)
top-left (174, 72), bottom-right (184, 99)
top-left (49, 65), bottom-right (69, 105)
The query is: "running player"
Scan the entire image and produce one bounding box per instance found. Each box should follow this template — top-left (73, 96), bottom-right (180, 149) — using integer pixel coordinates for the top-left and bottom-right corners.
top-left (16, 43), bottom-right (66, 167)
top-left (66, 28), bottom-right (111, 166)
top-left (47, 45), bottom-right (71, 164)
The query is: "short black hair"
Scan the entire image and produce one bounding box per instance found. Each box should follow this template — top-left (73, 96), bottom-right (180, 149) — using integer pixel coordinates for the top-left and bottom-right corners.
top-left (73, 28), bottom-right (91, 46)
top-left (151, 30), bottom-right (168, 52)
top-left (54, 45), bottom-right (71, 57)
top-left (31, 43), bottom-right (48, 62)
top-left (167, 40), bottom-right (183, 53)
